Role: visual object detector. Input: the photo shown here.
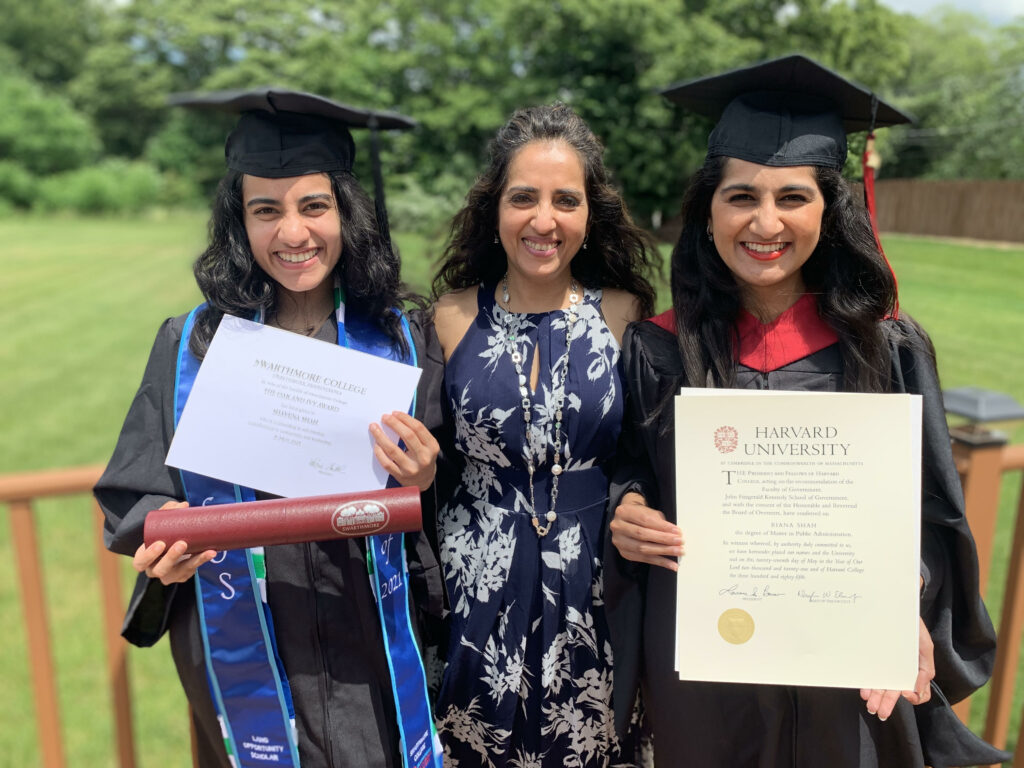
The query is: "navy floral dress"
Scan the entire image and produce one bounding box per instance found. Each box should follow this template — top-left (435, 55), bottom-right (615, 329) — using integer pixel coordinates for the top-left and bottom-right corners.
top-left (436, 284), bottom-right (627, 767)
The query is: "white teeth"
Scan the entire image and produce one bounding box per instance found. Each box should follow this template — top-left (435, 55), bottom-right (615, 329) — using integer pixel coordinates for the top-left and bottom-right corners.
top-left (524, 239), bottom-right (557, 250)
top-left (744, 242), bottom-right (786, 253)
top-left (276, 249), bottom-right (317, 263)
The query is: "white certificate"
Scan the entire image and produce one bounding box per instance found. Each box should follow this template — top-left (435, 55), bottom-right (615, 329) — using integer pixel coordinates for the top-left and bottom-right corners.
top-left (674, 389), bottom-right (922, 690)
top-left (165, 314), bottom-right (422, 497)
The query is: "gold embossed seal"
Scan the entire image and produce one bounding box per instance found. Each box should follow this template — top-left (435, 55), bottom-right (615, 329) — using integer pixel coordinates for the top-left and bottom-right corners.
top-left (718, 608), bottom-right (755, 644)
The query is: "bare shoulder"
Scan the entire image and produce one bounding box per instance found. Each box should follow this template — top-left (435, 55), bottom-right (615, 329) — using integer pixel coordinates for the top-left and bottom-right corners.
top-left (600, 288), bottom-right (643, 346)
top-left (433, 287), bottom-right (479, 361)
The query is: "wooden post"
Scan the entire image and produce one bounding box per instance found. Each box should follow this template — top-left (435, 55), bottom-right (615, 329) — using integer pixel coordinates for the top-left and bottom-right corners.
top-left (9, 498), bottom-right (66, 768)
top-left (190, 707), bottom-right (200, 768)
top-left (949, 427), bottom-right (1009, 726)
top-left (951, 427), bottom-right (1010, 596)
top-left (93, 502), bottom-right (136, 768)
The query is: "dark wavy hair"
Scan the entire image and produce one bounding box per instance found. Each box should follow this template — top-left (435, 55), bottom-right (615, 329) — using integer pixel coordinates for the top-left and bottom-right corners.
top-left (188, 169), bottom-right (408, 358)
top-left (432, 103), bottom-right (658, 317)
top-left (670, 155), bottom-right (899, 393)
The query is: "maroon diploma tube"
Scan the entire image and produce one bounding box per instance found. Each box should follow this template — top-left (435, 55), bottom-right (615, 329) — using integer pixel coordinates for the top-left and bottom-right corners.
top-left (144, 486), bottom-right (421, 554)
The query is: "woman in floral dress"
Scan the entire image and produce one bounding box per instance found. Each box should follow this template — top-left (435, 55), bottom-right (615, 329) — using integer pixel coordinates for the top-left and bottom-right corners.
top-left (429, 103), bottom-right (658, 767)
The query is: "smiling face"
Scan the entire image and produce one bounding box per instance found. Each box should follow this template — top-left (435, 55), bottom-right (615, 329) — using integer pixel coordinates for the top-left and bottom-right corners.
top-left (709, 158), bottom-right (825, 317)
top-left (497, 139), bottom-right (589, 286)
top-left (242, 173), bottom-right (342, 297)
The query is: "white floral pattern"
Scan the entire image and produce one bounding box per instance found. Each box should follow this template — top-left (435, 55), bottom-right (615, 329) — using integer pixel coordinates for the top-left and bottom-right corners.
top-left (437, 285), bottom-right (628, 767)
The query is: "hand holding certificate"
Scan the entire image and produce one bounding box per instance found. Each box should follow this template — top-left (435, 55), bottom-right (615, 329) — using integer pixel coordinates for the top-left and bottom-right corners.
top-left (165, 315), bottom-right (423, 497)
top-left (674, 389), bottom-right (922, 691)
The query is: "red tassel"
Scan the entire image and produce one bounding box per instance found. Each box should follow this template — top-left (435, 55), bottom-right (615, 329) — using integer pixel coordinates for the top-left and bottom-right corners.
top-left (862, 132), bottom-right (899, 319)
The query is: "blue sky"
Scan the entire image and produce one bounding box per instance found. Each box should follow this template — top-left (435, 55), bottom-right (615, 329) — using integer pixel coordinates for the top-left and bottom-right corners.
top-left (880, 0), bottom-right (1023, 25)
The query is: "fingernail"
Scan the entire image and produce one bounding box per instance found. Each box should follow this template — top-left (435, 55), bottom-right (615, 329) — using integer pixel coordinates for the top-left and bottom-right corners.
top-left (878, 715), bottom-right (887, 722)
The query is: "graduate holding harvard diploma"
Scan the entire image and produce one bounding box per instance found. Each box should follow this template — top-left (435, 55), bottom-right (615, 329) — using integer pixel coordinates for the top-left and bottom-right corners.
top-left (605, 56), bottom-right (1005, 766)
top-left (95, 90), bottom-right (443, 768)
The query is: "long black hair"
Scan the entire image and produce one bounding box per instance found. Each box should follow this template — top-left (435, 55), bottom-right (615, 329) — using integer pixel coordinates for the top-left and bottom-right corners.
top-left (189, 169), bottom-right (409, 358)
top-left (671, 155), bottom-right (899, 392)
top-left (432, 103), bottom-right (658, 317)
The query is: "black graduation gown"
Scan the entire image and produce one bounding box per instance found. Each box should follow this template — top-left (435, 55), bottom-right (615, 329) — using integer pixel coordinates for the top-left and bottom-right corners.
top-left (95, 311), bottom-right (446, 768)
top-left (605, 316), bottom-right (1007, 768)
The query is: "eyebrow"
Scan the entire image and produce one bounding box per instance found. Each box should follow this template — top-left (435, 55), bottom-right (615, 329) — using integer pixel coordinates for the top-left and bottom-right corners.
top-left (505, 185), bottom-right (584, 196)
top-left (245, 193), bottom-right (334, 208)
top-left (719, 183), bottom-right (817, 195)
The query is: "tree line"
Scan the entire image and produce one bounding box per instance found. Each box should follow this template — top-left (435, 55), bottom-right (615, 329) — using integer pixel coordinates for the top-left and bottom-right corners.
top-left (1, 0), bottom-right (1021, 225)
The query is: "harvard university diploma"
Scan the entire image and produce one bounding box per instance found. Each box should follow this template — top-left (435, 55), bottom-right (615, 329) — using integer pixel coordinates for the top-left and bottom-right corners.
top-left (673, 389), bottom-right (922, 690)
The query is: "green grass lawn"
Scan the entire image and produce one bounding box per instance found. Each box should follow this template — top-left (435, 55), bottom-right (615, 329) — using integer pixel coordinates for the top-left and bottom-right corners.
top-left (1, 213), bottom-right (1022, 766)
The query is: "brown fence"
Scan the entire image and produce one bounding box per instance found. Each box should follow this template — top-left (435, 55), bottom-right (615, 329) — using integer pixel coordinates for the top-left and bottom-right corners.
top-left (875, 179), bottom-right (1024, 244)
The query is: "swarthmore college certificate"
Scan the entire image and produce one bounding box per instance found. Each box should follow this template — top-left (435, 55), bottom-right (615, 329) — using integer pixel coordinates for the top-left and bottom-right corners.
top-left (165, 315), bottom-right (422, 498)
top-left (673, 389), bottom-right (922, 690)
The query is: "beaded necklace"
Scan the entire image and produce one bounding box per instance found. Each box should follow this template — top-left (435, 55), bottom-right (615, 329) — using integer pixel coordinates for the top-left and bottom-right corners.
top-left (501, 273), bottom-right (579, 537)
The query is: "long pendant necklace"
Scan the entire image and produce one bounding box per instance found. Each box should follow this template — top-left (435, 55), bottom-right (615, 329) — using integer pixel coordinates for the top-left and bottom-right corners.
top-left (501, 273), bottom-right (579, 537)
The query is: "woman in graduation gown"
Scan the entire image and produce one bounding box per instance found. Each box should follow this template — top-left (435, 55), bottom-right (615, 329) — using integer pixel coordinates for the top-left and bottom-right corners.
top-left (605, 56), bottom-right (1006, 768)
top-left (95, 90), bottom-right (444, 768)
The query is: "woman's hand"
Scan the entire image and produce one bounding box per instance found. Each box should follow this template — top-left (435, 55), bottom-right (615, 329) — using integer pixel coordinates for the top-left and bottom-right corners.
top-left (610, 492), bottom-right (684, 571)
top-left (370, 411), bottom-right (440, 492)
top-left (859, 617), bottom-right (934, 720)
top-left (132, 501), bottom-right (217, 585)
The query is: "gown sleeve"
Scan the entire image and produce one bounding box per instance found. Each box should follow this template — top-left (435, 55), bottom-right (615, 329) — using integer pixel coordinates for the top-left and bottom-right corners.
top-left (604, 320), bottom-right (682, 739)
top-left (887, 318), bottom-right (1008, 765)
top-left (888, 318), bottom-right (998, 702)
top-left (94, 316), bottom-right (188, 646)
top-left (404, 309), bottom-right (448, 659)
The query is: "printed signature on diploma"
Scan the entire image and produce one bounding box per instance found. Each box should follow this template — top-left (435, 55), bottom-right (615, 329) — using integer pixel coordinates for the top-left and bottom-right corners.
top-left (309, 458), bottom-right (345, 475)
top-left (718, 584), bottom-right (785, 599)
top-left (797, 589), bottom-right (861, 604)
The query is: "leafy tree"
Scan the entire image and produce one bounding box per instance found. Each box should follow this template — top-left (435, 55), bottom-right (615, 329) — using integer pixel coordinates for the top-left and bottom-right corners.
top-left (0, 0), bottom-right (100, 86)
top-left (68, 0), bottom-right (323, 158)
top-left (884, 11), bottom-right (1023, 179)
top-left (0, 69), bottom-right (99, 175)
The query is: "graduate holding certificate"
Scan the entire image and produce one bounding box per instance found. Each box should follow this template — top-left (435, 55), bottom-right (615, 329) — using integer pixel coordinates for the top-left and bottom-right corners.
top-left (95, 90), bottom-right (443, 768)
top-left (605, 56), bottom-right (1004, 767)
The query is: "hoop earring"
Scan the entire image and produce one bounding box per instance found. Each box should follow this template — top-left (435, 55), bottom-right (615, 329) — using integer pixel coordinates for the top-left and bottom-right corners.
top-left (706, 223), bottom-right (713, 241)
top-left (494, 233), bottom-right (499, 244)
top-left (582, 237), bottom-right (588, 251)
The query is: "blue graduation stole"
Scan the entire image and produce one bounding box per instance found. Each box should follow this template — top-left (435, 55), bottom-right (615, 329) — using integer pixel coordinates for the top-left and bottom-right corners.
top-left (173, 300), bottom-right (442, 768)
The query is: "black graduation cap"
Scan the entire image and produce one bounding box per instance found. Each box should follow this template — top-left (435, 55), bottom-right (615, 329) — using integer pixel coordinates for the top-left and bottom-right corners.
top-left (660, 54), bottom-right (913, 169)
top-left (167, 88), bottom-right (416, 243)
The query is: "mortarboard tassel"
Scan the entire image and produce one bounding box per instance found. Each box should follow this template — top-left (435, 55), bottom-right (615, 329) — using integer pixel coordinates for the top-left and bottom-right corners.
top-left (862, 95), bottom-right (899, 319)
top-left (367, 115), bottom-right (394, 250)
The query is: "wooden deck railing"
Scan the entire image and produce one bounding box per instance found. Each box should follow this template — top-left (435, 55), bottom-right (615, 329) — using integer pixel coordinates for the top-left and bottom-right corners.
top-left (0, 464), bottom-right (135, 768)
top-left (4, 435), bottom-right (1024, 766)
